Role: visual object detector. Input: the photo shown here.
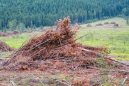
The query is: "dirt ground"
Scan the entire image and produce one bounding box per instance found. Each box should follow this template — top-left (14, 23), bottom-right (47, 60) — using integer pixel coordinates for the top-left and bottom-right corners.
top-left (0, 56), bottom-right (129, 86)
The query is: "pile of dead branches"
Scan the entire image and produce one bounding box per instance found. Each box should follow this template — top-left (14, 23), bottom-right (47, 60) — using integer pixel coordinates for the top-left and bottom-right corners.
top-left (3, 17), bottom-right (108, 71)
top-left (0, 40), bottom-right (14, 52)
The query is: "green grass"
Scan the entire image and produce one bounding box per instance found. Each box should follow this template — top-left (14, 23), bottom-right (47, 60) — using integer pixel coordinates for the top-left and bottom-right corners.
top-left (0, 52), bottom-right (13, 58)
top-left (77, 17), bottom-right (129, 60)
top-left (116, 57), bottom-right (129, 61)
top-left (77, 28), bottom-right (129, 60)
top-left (0, 32), bottom-right (42, 49)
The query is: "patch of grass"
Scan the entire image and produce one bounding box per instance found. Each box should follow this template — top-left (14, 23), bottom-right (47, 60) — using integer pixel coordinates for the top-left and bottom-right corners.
top-left (103, 82), bottom-right (113, 86)
top-left (59, 74), bottom-right (73, 82)
top-left (38, 83), bottom-right (42, 86)
top-left (0, 32), bottom-right (42, 49)
top-left (116, 57), bottom-right (129, 61)
top-left (51, 74), bottom-right (73, 82)
top-left (0, 52), bottom-right (13, 58)
top-left (77, 24), bottom-right (129, 60)
top-left (0, 78), bottom-right (4, 81)
top-left (100, 69), bottom-right (109, 75)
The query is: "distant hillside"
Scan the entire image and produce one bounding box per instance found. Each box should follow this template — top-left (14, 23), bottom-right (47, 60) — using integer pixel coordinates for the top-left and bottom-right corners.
top-left (0, 0), bottom-right (129, 30)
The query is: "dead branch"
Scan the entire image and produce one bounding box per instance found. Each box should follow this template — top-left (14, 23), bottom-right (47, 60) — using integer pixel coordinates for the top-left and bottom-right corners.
top-left (81, 47), bottom-right (129, 68)
top-left (10, 81), bottom-right (17, 86)
top-left (122, 76), bottom-right (128, 85)
top-left (80, 47), bottom-right (103, 57)
top-left (110, 69), bottom-right (129, 73)
top-left (56, 79), bottom-right (71, 86)
top-left (29, 47), bottom-right (46, 58)
top-left (75, 34), bottom-right (87, 41)
top-left (105, 56), bottom-right (129, 67)
top-left (39, 79), bottom-right (44, 86)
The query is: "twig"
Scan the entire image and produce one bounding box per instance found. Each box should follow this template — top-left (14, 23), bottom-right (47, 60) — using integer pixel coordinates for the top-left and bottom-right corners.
top-left (10, 81), bottom-right (17, 86)
top-left (39, 79), bottom-right (44, 86)
top-left (73, 63), bottom-right (80, 70)
top-left (80, 47), bottom-right (102, 57)
top-left (75, 34), bottom-right (87, 41)
top-left (110, 69), bottom-right (129, 73)
top-left (56, 79), bottom-right (71, 86)
top-left (87, 66), bottom-right (100, 70)
top-left (29, 47), bottom-right (46, 58)
top-left (122, 76), bottom-right (128, 85)
top-left (106, 56), bottom-right (129, 67)
top-left (26, 39), bottom-right (50, 52)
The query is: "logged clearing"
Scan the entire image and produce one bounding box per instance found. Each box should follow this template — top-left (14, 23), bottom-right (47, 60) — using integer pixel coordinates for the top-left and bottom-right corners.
top-left (0, 17), bottom-right (129, 86)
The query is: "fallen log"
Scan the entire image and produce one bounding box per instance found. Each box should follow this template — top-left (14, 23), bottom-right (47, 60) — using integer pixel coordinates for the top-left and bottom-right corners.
top-left (81, 47), bottom-right (129, 68)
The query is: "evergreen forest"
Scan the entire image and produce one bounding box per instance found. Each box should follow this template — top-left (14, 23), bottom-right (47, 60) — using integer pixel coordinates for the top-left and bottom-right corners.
top-left (0, 0), bottom-right (129, 31)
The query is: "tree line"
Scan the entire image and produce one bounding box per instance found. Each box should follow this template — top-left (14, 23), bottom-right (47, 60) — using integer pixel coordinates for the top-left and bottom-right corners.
top-left (0, 0), bottom-right (129, 31)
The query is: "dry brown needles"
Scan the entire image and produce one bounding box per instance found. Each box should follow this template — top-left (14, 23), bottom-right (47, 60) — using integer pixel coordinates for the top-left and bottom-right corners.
top-left (4, 17), bottom-right (108, 71)
top-left (0, 40), bottom-right (14, 52)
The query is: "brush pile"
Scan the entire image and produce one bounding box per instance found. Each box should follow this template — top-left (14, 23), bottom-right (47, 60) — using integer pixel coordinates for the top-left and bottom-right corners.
top-left (4, 17), bottom-right (108, 71)
top-left (0, 40), bottom-right (13, 52)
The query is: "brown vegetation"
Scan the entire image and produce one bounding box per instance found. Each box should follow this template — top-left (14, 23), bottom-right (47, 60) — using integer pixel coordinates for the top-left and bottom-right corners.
top-left (95, 23), bottom-right (103, 26)
top-left (87, 24), bottom-right (92, 27)
top-left (0, 30), bottom-right (21, 37)
top-left (3, 17), bottom-right (108, 72)
top-left (110, 22), bottom-right (116, 24)
top-left (0, 32), bottom-right (7, 37)
top-left (13, 30), bottom-right (21, 35)
top-left (104, 22), bottom-right (109, 24)
top-left (7, 31), bottom-right (13, 36)
top-left (0, 40), bottom-right (14, 52)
